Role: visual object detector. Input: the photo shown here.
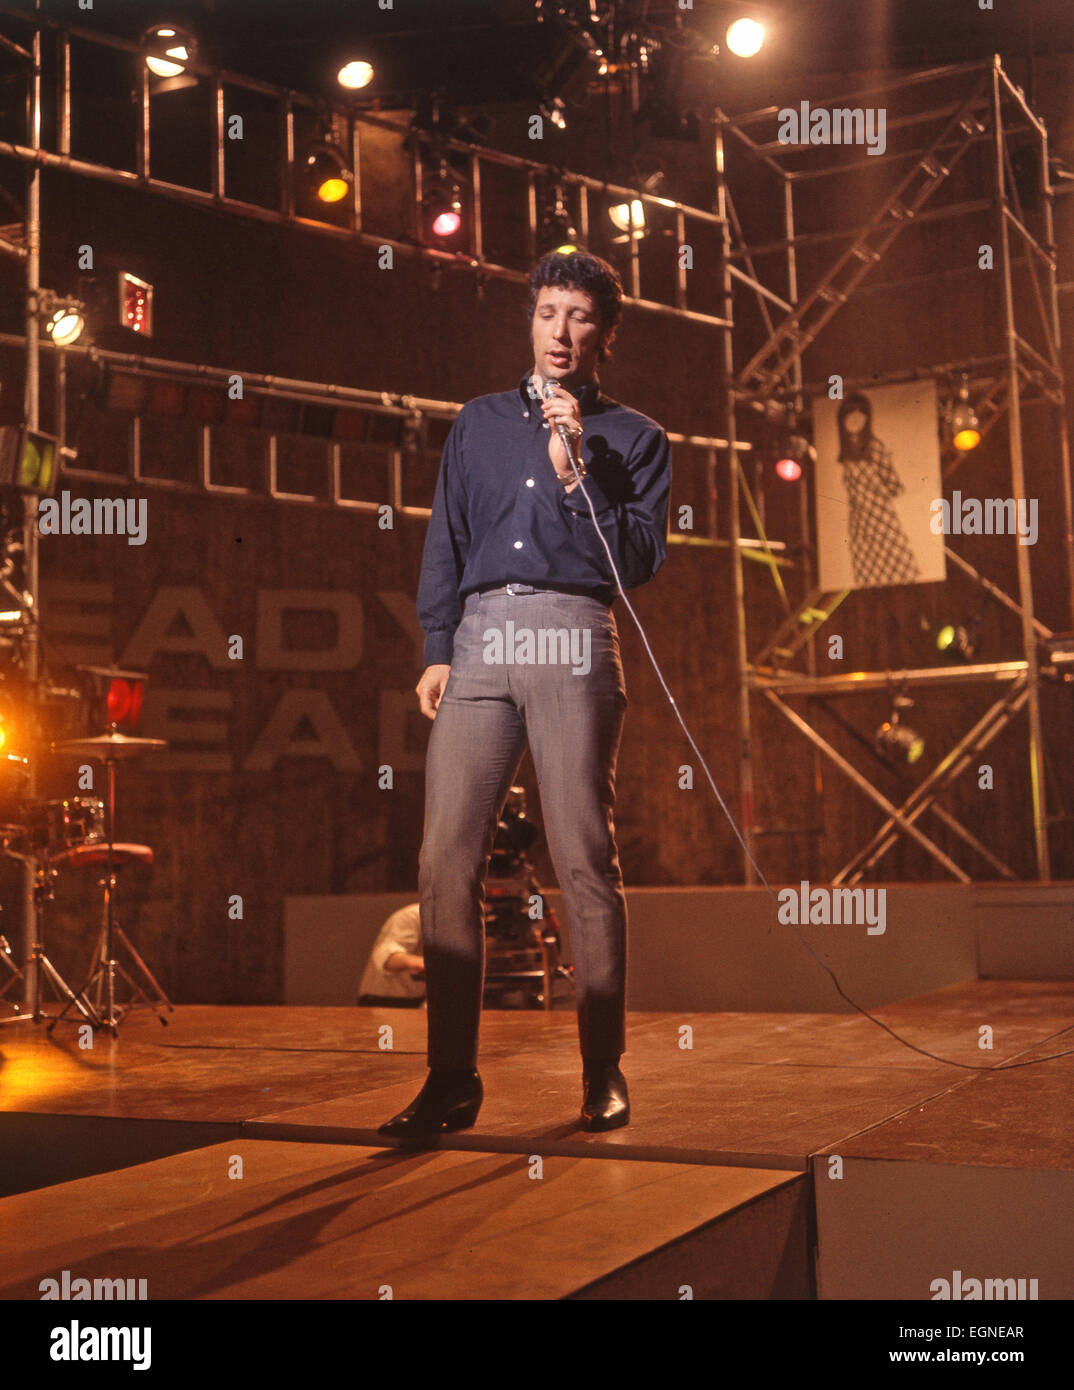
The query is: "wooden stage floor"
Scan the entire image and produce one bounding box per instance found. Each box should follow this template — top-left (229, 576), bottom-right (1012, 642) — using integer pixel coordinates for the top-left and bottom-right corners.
top-left (2, 979), bottom-right (1073, 1299)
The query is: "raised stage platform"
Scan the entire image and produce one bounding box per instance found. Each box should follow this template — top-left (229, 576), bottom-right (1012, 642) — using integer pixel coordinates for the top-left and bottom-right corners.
top-left (2, 979), bottom-right (1073, 1300)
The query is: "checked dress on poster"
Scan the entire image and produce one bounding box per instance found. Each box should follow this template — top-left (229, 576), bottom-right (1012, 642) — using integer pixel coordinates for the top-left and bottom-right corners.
top-left (814, 380), bottom-right (945, 591)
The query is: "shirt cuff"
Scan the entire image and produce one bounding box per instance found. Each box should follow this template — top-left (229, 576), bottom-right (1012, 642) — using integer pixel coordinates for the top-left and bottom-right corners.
top-left (423, 631), bottom-right (455, 668)
top-left (561, 471), bottom-right (611, 515)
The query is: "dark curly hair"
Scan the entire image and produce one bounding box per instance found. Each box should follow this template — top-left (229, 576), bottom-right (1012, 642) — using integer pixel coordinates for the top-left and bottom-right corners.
top-left (526, 250), bottom-right (623, 362)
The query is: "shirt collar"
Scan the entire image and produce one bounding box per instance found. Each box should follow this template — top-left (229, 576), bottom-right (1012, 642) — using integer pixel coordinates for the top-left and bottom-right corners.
top-left (519, 371), bottom-right (601, 417)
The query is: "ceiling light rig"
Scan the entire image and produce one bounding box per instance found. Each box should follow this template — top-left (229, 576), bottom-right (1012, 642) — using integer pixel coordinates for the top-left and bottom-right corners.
top-left (876, 693), bottom-right (926, 766)
top-left (608, 198), bottom-right (646, 241)
top-left (305, 141), bottom-right (354, 205)
top-left (423, 160), bottom-right (465, 242)
top-left (945, 373), bottom-right (981, 453)
top-left (540, 181), bottom-right (580, 254)
top-left (936, 623), bottom-right (977, 662)
top-left (725, 17), bottom-right (766, 58)
top-left (36, 290), bottom-right (86, 347)
top-left (143, 23), bottom-right (199, 95)
top-left (932, 599), bottom-right (988, 664)
top-left (407, 96), bottom-right (488, 248)
top-left (538, 97), bottom-right (568, 131)
top-left (775, 433), bottom-right (815, 483)
top-left (337, 60), bottom-right (374, 91)
top-left (532, 0), bottom-right (725, 122)
top-left (411, 93), bottom-right (493, 149)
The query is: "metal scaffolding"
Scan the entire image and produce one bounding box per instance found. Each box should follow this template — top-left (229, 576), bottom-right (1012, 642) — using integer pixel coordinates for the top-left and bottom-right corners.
top-left (0, 7), bottom-right (1060, 899)
top-left (0, 3), bottom-right (729, 330)
top-left (0, 330), bottom-right (740, 535)
top-left (0, 3), bottom-right (753, 1008)
top-left (715, 55), bottom-right (1072, 884)
top-left (0, 2), bottom-right (746, 535)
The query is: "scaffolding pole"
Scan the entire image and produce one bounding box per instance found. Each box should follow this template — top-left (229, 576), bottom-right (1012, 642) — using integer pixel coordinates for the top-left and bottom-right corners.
top-left (990, 59), bottom-right (1050, 879)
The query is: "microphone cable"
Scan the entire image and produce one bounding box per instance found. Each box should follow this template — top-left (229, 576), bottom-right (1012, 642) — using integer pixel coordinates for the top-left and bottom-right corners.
top-left (547, 389), bottom-right (1074, 1074)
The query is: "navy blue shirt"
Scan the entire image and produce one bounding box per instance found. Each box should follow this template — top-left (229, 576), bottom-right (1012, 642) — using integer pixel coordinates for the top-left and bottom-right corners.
top-left (417, 372), bottom-right (671, 668)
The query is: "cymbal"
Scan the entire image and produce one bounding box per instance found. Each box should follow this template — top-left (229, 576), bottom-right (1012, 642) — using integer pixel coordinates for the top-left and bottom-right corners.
top-left (49, 732), bottom-right (169, 760)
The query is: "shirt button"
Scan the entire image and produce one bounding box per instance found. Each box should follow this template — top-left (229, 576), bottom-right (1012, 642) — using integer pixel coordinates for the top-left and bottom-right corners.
top-left (525, 478), bottom-right (535, 487)
top-left (513, 540), bottom-right (523, 549)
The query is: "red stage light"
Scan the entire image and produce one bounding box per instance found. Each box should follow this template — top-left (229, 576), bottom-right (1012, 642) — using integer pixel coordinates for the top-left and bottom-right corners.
top-left (432, 208), bottom-right (462, 238)
top-left (107, 678), bottom-right (145, 728)
top-left (79, 667), bottom-right (148, 733)
top-left (775, 456), bottom-right (802, 482)
top-left (106, 679), bottom-right (133, 724)
top-left (120, 273), bottom-right (153, 336)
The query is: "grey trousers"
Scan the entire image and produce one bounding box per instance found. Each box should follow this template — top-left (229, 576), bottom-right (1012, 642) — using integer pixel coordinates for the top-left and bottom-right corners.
top-left (419, 585), bottom-right (629, 1069)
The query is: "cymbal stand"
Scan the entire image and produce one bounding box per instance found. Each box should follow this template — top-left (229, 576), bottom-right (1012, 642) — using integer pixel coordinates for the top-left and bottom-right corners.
top-left (51, 750), bottom-right (170, 1035)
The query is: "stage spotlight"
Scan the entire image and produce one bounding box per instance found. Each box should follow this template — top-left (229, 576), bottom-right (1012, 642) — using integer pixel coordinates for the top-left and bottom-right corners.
top-left (431, 192), bottom-right (462, 238)
top-left (305, 143), bottom-right (353, 204)
top-left (937, 624), bottom-right (972, 661)
top-left (876, 696), bottom-right (925, 765)
top-left (936, 621), bottom-right (978, 662)
top-left (77, 666), bottom-right (148, 735)
top-left (539, 97), bottom-right (567, 131)
top-left (726, 18), bottom-right (765, 57)
top-left (45, 305), bottom-right (85, 347)
top-left (143, 24), bottom-right (198, 94)
top-left (946, 375), bottom-right (980, 452)
top-left (775, 457), bottom-right (801, 482)
top-left (541, 185), bottom-right (579, 253)
top-left (120, 273), bottom-right (153, 336)
top-left (39, 291), bottom-right (86, 347)
top-left (79, 273), bottom-right (154, 349)
top-left (423, 163), bottom-right (465, 241)
top-left (337, 60), bottom-right (374, 90)
top-left (877, 720), bottom-right (926, 764)
top-left (144, 25), bottom-right (194, 77)
top-left (608, 199), bottom-right (646, 240)
top-left (775, 433), bottom-right (815, 482)
top-left (0, 425), bottom-right (60, 494)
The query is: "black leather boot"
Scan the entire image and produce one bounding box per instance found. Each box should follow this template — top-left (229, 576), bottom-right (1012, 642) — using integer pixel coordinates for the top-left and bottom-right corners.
top-left (581, 1059), bottom-right (630, 1131)
top-left (377, 1068), bottom-right (483, 1139)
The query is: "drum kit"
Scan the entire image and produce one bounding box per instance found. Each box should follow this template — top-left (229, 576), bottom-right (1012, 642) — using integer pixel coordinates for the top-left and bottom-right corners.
top-left (0, 477), bottom-right (173, 1035)
top-left (482, 786), bottom-right (572, 1011)
top-left (0, 728), bottom-right (172, 1036)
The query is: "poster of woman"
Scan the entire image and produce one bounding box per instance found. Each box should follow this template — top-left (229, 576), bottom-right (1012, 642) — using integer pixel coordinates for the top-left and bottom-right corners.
top-left (814, 379), bottom-right (945, 591)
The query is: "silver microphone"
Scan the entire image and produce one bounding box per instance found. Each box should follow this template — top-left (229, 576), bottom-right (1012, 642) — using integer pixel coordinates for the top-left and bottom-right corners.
top-left (542, 379), bottom-right (579, 464)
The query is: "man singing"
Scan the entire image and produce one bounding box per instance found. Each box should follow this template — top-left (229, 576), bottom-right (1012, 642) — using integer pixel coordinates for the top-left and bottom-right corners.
top-left (379, 249), bottom-right (671, 1139)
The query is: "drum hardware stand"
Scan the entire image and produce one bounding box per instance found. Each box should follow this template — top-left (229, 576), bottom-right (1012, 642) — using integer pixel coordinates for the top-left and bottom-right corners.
top-left (48, 732), bottom-right (169, 1036)
top-left (53, 859), bottom-right (172, 1036)
top-left (0, 863), bottom-right (102, 1027)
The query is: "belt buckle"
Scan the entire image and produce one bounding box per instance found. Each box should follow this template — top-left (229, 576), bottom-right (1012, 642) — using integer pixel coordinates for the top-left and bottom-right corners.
top-left (505, 583), bottom-right (534, 596)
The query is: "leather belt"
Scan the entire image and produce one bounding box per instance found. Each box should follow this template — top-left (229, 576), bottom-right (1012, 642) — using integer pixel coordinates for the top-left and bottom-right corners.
top-left (476, 583), bottom-right (610, 601)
